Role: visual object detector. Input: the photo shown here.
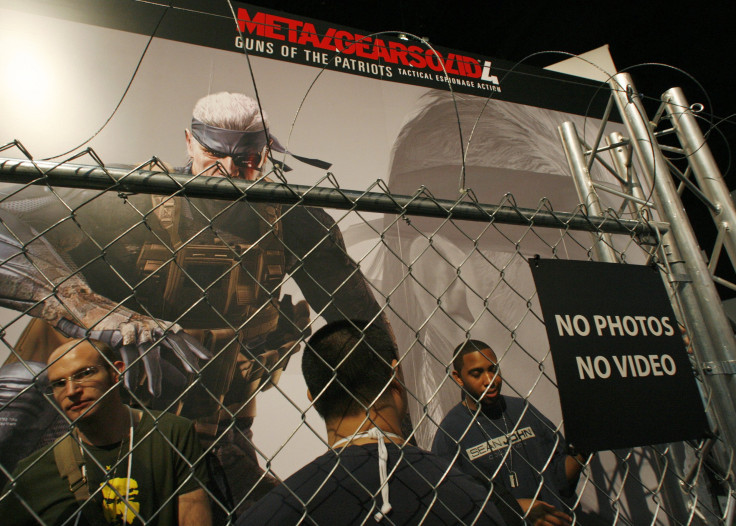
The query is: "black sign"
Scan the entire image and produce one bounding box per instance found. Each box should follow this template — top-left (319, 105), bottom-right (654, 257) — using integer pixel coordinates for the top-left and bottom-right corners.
top-left (529, 258), bottom-right (708, 452)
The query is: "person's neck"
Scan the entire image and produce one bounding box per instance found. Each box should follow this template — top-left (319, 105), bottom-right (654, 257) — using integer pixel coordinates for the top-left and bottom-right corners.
top-left (77, 402), bottom-right (134, 446)
top-left (326, 407), bottom-right (405, 448)
top-left (463, 396), bottom-right (503, 416)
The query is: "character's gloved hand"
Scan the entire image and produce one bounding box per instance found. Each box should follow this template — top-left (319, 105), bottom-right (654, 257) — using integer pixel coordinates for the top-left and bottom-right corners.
top-left (231, 294), bottom-right (309, 396)
top-left (0, 209), bottom-right (209, 396)
top-left (268, 294), bottom-right (311, 350)
top-left (56, 311), bottom-right (210, 397)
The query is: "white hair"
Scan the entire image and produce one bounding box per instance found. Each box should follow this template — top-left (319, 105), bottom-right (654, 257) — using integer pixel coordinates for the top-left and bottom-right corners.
top-left (192, 92), bottom-right (269, 131)
top-left (389, 90), bottom-right (572, 177)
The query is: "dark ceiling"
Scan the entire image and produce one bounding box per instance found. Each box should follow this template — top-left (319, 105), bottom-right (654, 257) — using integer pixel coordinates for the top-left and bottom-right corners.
top-left (268, 1), bottom-right (734, 124)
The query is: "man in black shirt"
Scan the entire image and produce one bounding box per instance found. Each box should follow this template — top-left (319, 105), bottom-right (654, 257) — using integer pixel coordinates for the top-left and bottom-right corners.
top-left (433, 340), bottom-right (580, 524)
top-left (238, 320), bottom-right (516, 525)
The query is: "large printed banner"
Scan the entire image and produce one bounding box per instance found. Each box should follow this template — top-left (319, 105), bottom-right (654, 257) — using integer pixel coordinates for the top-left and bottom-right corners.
top-left (530, 258), bottom-right (708, 451)
top-left (0, 0), bottom-right (675, 521)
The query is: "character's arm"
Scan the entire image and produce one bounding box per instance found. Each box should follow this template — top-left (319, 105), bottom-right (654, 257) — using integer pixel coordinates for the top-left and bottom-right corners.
top-left (281, 206), bottom-right (394, 340)
top-left (0, 209), bottom-right (209, 395)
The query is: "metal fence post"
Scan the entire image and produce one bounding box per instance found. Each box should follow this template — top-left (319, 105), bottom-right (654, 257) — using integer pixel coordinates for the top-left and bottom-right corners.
top-left (663, 87), bottom-right (736, 275)
top-left (561, 120), bottom-right (704, 524)
top-left (610, 73), bottom-right (736, 455)
top-left (559, 121), bottom-right (619, 263)
top-left (606, 131), bottom-right (718, 402)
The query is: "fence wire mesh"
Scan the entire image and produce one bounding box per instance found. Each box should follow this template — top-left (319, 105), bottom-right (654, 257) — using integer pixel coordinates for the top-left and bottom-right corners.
top-left (0, 145), bottom-right (733, 525)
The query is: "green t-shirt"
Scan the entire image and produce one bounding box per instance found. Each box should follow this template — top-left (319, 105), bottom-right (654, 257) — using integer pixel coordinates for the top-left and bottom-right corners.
top-left (1, 410), bottom-right (207, 525)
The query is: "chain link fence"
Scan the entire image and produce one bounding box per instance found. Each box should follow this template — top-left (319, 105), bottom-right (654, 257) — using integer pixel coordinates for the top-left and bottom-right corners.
top-left (0, 143), bottom-right (733, 525)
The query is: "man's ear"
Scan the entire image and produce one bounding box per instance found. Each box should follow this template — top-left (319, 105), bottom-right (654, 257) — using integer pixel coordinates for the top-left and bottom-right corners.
top-left (389, 359), bottom-right (407, 414)
top-left (257, 144), bottom-right (270, 169)
top-left (306, 389), bottom-right (313, 402)
top-left (184, 129), bottom-right (195, 157)
top-left (451, 369), bottom-right (464, 387)
top-left (112, 360), bottom-right (126, 383)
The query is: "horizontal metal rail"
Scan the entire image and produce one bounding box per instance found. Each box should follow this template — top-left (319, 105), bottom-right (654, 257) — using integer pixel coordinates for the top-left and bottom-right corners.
top-left (0, 158), bottom-right (666, 236)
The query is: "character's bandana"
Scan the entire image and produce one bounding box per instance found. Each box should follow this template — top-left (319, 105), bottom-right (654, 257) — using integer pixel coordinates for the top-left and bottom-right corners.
top-left (191, 118), bottom-right (331, 171)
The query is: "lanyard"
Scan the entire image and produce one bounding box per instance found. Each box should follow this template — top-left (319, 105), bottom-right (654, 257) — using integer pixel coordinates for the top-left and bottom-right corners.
top-left (332, 428), bottom-right (404, 521)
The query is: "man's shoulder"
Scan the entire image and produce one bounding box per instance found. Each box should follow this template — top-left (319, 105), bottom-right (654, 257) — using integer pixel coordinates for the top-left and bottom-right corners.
top-left (239, 447), bottom-right (433, 510)
top-left (503, 396), bottom-right (552, 425)
top-left (276, 449), bottom-right (343, 489)
top-left (239, 445), bottom-right (507, 526)
top-left (235, 453), bottom-right (333, 524)
top-left (437, 401), bottom-right (470, 427)
top-left (399, 444), bottom-right (463, 474)
top-left (138, 409), bottom-right (196, 437)
top-left (11, 442), bottom-right (56, 476)
top-left (392, 446), bottom-right (508, 524)
top-left (503, 395), bottom-right (526, 410)
top-left (446, 401), bottom-right (468, 417)
top-left (5, 441), bottom-right (60, 496)
top-left (142, 408), bottom-right (190, 424)
top-left (432, 402), bottom-right (471, 451)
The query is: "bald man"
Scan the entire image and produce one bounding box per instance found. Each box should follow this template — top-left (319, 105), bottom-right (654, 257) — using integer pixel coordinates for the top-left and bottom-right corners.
top-left (0, 339), bottom-right (211, 526)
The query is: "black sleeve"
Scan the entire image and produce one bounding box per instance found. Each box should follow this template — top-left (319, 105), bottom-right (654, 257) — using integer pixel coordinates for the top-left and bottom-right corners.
top-left (281, 205), bottom-right (393, 338)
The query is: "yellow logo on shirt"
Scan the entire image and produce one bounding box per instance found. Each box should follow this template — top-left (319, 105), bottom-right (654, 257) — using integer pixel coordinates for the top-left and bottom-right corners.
top-left (100, 477), bottom-right (141, 524)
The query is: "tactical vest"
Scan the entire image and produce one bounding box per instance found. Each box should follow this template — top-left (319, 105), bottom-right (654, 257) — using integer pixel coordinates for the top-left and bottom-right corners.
top-left (135, 196), bottom-right (285, 340)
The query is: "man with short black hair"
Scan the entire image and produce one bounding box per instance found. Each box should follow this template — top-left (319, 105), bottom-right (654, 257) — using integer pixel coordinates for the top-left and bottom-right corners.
top-left (433, 340), bottom-right (582, 525)
top-left (237, 320), bottom-right (514, 525)
top-left (1, 339), bottom-right (211, 525)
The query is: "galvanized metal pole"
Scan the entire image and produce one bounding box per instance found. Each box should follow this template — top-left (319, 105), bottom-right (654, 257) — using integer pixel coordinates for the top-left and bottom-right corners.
top-left (559, 122), bottom-right (619, 263)
top-left (663, 87), bottom-right (736, 275)
top-left (607, 131), bottom-right (716, 367)
top-left (607, 131), bottom-right (650, 218)
top-left (601, 120), bottom-right (706, 525)
top-left (0, 158), bottom-right (662, 237)
top-left (610, 73), bottom-right (736, 454)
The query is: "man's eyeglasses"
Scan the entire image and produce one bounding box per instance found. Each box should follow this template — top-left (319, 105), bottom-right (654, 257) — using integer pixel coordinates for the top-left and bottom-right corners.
top-left (46, 366), bottom-right (102, 395)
